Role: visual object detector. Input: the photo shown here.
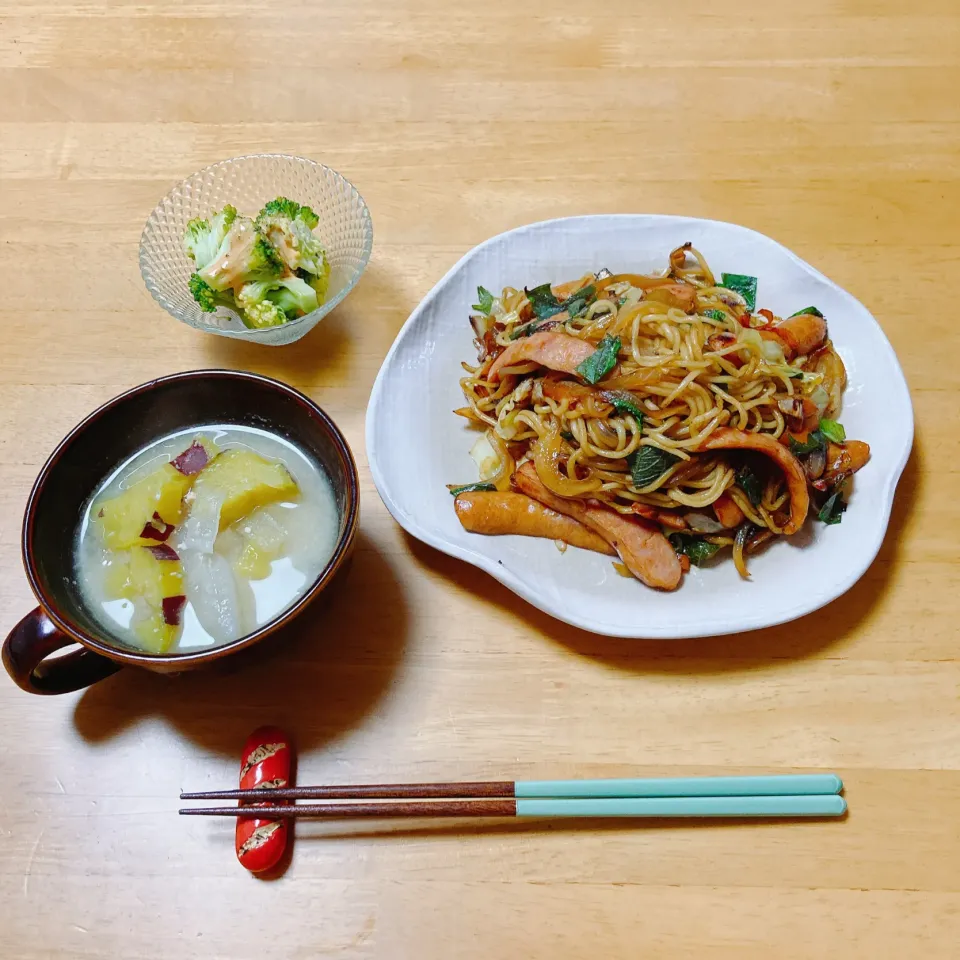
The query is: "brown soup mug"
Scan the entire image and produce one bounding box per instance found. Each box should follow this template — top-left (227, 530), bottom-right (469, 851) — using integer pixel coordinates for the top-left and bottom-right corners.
top-left (2, 370), bottom-right (359, 695)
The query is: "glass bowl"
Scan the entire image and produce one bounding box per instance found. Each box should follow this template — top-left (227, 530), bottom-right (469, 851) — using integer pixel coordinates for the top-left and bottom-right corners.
top-left (139, 155), bottom-right (373, 346)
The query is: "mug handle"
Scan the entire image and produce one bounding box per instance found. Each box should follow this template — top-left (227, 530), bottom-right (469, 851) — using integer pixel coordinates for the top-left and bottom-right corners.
top-left (2, 608), bottom-right (121, 695)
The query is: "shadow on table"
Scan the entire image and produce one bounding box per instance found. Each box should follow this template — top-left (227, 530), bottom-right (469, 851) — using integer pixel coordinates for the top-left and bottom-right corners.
top-left (408, 445), bottom-right (921, 675)
top-left (72, 532), bottom-right (409, 755)
top-left (288, 811), bottom-right (847, 843)
top-left (191, 810), bottom-right (847, 884)
top-left (194, 260), bottom-right (394, 382)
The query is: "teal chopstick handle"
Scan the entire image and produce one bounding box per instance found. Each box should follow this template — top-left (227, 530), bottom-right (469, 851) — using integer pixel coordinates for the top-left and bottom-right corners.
top-left (516, 795), bottom-right (847, 818)
top-left (515, 774), bottom-right (842, 799)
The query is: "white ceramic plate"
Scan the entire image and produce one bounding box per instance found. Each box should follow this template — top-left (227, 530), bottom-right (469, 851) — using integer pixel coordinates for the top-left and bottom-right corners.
top-left (366, 216), bottom-right (913, 638)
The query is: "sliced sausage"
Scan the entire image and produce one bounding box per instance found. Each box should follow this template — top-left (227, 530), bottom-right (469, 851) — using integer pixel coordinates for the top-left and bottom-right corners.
top-left (706, 331), bottom-right (744, 368)
top-left (697, 428), bottom-right (809, 534)
top-left (822, 440), bottom-right (871, 484)
top-left (454, 491), bottom-right (614, 555)
top-left (551, 278), bottom-right (593, 299)
top-left (513, 463), bottom-right (682, 590)
top-left (759, 312), bottom-right (828, 360)
top-left (713, 493), bottom-right (744, 529)
top-left (540, 378), bottom-right (613, 416)
top-left (488, 331), bottom-right (597, 383)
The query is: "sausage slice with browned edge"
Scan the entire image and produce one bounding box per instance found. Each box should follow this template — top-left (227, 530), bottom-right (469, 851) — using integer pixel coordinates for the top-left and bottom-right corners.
top-left (696, 428), bottom-right (809, 534)
top-left (758, 312), bottom-right (828, 361)
top-left (454, 491), bottom-right (615, 555)
top-left (487, 331), bottom-right (597, 383)
top-left (513, 462), bottom-right (682, 590)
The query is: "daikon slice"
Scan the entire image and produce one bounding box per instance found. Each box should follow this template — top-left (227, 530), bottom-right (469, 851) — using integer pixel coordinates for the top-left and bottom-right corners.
top-left (179, 549), bottom-right (242, 644)
top-left (174, 490), bottom-right (224, 554)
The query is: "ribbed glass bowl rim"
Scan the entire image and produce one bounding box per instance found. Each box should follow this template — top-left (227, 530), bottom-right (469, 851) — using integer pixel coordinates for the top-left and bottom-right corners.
top-left (138, 153), bottom-right (374, 338)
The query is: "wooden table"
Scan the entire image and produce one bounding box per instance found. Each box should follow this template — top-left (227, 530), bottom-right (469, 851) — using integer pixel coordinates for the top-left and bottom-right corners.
top-left (1, 1), bottom-right (958, 956)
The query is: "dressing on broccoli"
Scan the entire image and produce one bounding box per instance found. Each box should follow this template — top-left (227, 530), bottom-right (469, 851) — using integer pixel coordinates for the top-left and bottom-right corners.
top-left (182, 197), bottom-right (331, 330)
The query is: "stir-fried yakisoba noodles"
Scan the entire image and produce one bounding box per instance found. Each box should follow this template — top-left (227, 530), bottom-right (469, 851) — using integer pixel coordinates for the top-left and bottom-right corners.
top-left (450, 243), bottom-right (871, 591)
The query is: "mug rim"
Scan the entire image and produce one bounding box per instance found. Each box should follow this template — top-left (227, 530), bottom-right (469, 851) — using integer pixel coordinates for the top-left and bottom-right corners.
top-left (21, 369), bottom-right (360, 668)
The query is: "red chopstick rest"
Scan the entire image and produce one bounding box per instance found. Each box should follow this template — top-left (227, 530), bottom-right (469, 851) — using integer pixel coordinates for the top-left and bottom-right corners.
top-left (235, 726), bottom-right (293, 874)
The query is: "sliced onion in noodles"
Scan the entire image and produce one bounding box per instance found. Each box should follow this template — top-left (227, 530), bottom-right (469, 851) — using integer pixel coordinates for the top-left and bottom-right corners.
top-left (470, 314), bottom-right (492, 338)
top-left (809, 346), bottom-right (847, 417)
top-left (778, 397), bottom-right (804, 419)
top-left (803, 446), bottom-right (827, 481)
top-left (761, 338), bottom-right (786, 364)
top-left (532, 428), bottom-right (602, 497)
top-left (486, 430), bottom-right (516, 492)
top-left (593, 419), bottom-right (618, 442)
top-left (811, 385), bottom-right (830, 416)
top-left (495, 412), bottom-right (520, 441)
top-left (687, 512), bottom-right (726, 534)
top-left (599, 272), bottom-right (674, 291)
top-left (741, 327), bottom-right (787, 365)
top-left (747, 528), bottom-right (775, 553)
top-left (583, 300), bottom-right (618, 329)
top-left (469, 430), bottom-right (515, 492)
top-left (620, 286), bottom-right (643, 308)
top-left (470, 433), bottom-right (501, 480)
top-left (733, 523), bottom-right (754, 580)
top-left (739, 327), bottom-right (763, 354)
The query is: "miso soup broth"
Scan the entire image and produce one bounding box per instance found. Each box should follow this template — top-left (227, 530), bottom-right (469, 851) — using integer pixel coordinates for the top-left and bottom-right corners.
top-left (75, 424), bottom-right (339, 654)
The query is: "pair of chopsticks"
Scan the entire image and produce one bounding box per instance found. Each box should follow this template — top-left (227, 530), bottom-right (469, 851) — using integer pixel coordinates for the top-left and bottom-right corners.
top-left (180, 774), bottom-right (846, 820)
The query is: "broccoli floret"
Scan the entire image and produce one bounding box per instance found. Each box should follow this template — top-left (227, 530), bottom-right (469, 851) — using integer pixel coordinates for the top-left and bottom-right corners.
top-left (189, 273), bottom-right (237, 313)
top-left (298, 251), bottom-right (331, 302)
top-left (258, 197), bottom-right (320, 229)
top-left (196, 217), bottom-right (284, 292)
top-left (256, 198), bottom-right (327, 277)
top-left (269, 276), bottom-right (320, 317)
top-left (240, 299), bottom-right (287, 329)
top-left (182, 205), bottom-right (237, 269)
top-left (237, 276), bottom-right (319, 326)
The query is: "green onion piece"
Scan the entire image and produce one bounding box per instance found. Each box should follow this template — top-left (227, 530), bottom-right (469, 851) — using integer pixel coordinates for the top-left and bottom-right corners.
top-left (524, 283), bottom-right (565, 320)
top-left (508, 319), bottom-right (544, 340)
top-left (600, 390), bottom-right (645, 422)
top-left (790, 306), bottom-right (824, 318)
top-left (524, 282), bottom-right (599, 323)
top-left (575, 334), bottom-right (621, 385)
top-left (627, 445), bottom-right (681, 489)
top-left (669, 532), bottom-right (721, 567)
top-left (736, 466), bottom-right (763, 507)
top-left (818, 418), bottom-right (846, 443)
top-left (705, 309), bottom-right (727, 322)
top-left (719, 273), bottom-right (758, 312)
top-left (817, 490), bottom-right (848, 525)
top-left (788, 430), bottom-right (826, 456)
top-left (472, 286), bottom-right (495, 315)
top-left (447, 481), bottom-right (497, 496)
top-left (564, 284), bottom-right (597, 319)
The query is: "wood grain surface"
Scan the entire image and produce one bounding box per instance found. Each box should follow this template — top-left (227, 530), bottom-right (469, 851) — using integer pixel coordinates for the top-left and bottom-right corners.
top-left (1, 1), bottom-right (958, 957)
